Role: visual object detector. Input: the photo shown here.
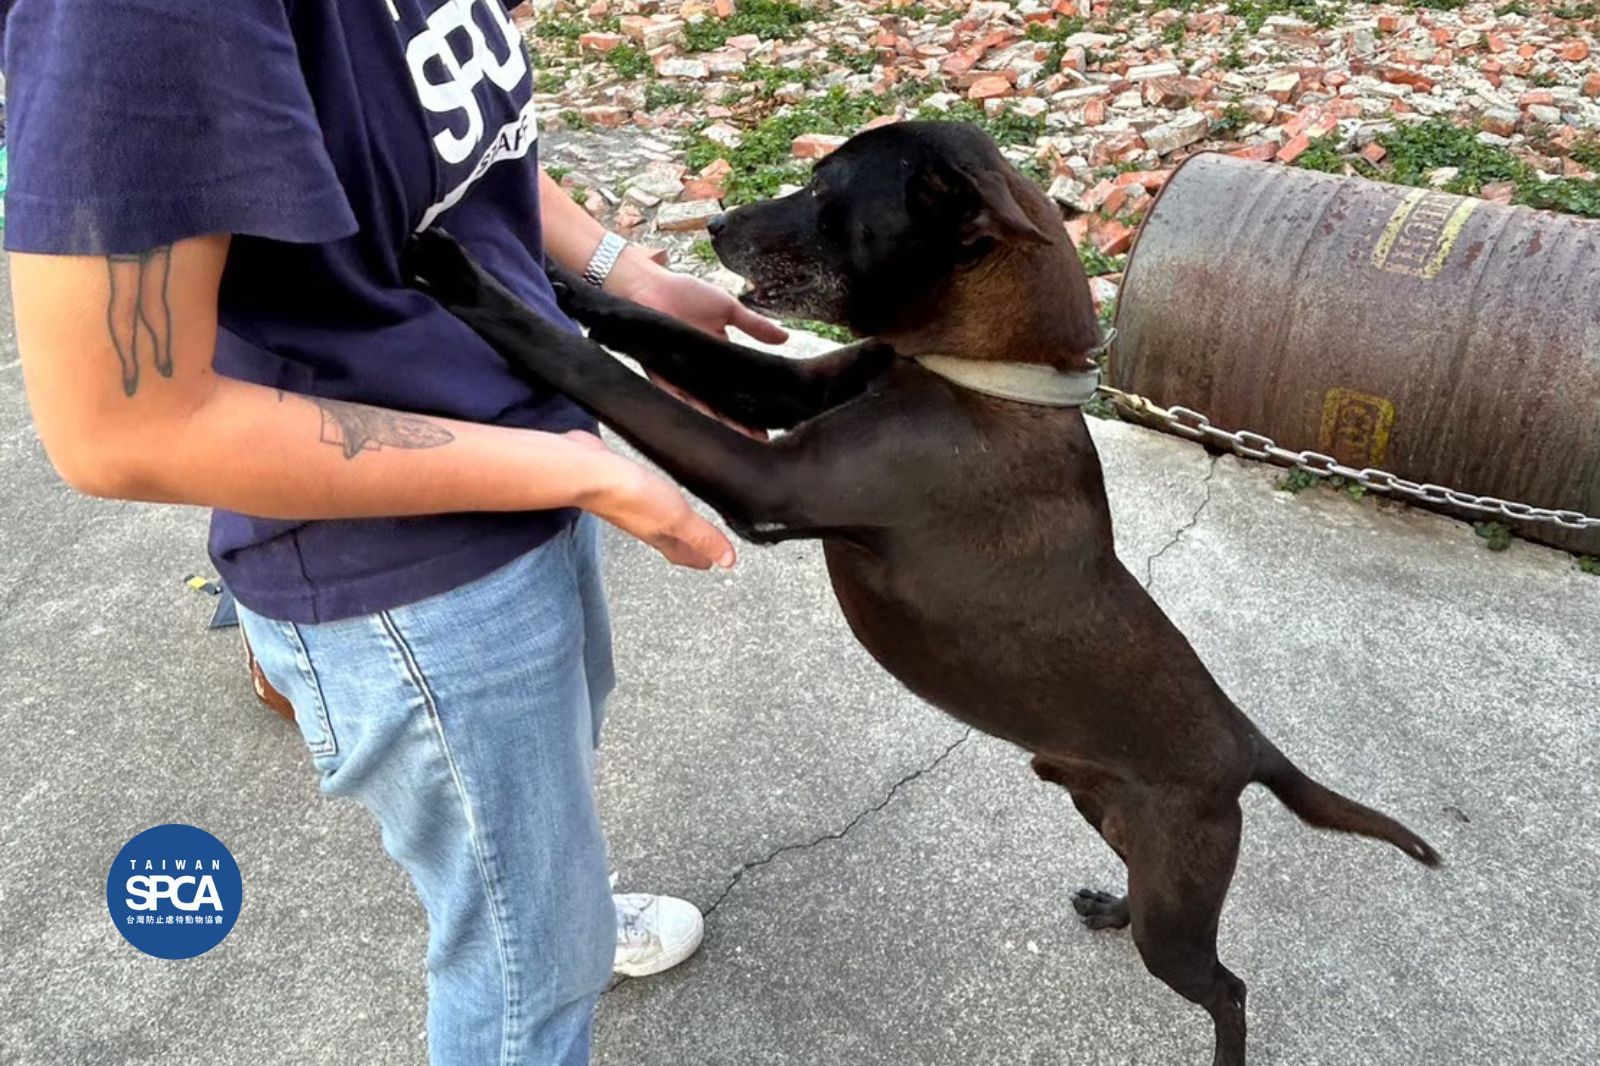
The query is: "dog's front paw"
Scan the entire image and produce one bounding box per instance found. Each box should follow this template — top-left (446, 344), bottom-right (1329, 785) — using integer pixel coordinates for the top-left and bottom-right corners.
top-left (402, 228), bottom-right (483, 308)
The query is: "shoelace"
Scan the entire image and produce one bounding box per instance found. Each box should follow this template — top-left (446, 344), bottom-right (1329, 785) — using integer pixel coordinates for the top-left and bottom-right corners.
top-left (616, 898), bottom-right (655, 948)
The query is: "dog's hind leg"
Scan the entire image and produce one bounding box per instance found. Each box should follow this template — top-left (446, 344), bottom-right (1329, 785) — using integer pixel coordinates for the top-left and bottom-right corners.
top-left (1125, 801), bottom-right (1249, 1066)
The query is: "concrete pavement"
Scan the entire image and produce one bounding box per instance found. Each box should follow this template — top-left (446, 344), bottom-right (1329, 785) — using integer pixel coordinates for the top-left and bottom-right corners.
top-left (1, 255), bottom-right (1597, 1065)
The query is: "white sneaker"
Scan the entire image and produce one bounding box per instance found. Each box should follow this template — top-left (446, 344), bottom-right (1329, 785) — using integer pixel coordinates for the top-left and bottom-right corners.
top-left (612, 892), bottom-right (705, 977)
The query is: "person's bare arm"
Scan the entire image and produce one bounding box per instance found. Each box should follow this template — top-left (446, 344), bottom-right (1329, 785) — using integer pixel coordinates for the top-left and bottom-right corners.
top-left (537, 170), bottom-right (785, 344)
top-left (538, 169), bottom-right (660, 296)
top-left (9, 233), bottom-right (734, 569)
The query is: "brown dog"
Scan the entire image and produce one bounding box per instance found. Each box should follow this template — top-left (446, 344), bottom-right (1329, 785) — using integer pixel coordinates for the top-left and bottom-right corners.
top-left (405, 121), bottom-right (1439, 1066)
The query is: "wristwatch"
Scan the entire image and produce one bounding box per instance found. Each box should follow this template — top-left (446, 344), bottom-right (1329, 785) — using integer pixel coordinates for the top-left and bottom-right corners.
top-left (582, 232), bottom-right (628, 288)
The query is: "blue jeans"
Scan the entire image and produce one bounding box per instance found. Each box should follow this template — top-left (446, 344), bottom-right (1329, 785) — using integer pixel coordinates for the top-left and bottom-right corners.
top-left (239, 515), bottom-right (616, 1066)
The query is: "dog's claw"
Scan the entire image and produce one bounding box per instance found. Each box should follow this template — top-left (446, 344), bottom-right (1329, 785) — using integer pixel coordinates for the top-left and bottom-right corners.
top-left (1071, 888), bottom-right (1130, 931)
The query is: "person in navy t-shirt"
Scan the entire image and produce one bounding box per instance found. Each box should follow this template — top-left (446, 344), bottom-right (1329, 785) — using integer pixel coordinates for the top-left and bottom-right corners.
top-left (3, 1), bottom-right (786, 1061)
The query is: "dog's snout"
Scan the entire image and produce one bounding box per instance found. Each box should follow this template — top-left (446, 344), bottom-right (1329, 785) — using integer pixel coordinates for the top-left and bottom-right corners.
top-left (706, 212), bottom-right (728, 238)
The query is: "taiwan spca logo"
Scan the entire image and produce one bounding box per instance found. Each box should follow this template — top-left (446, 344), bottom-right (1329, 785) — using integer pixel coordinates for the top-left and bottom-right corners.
top-left (106, 824), bottom-right (242, 959)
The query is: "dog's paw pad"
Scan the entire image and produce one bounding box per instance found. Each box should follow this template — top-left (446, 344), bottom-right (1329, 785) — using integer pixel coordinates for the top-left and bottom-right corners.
top-left (1070, 888), bottom-right (1130, 931)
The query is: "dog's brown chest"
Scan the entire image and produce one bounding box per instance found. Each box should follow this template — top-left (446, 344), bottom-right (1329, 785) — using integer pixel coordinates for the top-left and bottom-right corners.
top-left (821, 536), bottom-right (1094, 752)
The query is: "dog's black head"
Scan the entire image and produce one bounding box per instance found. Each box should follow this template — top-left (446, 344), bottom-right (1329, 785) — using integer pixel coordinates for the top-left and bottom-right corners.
top-left (711, 121), bottom-right (1063, 340)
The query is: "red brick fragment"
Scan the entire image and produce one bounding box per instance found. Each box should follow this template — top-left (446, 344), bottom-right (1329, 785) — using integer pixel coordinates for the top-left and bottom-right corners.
top-left (1114, 169), bottom-right (1171, 193)
top-left (1064, 216), bottom-right (1091, 250)
top-left (1479, 182), bottom-right (1516, 204)
top-left (580, 106), bottom-right (630, 128)
top-left (967, 75), bottom-right (1014, 100)
top-left (1377, 66), bottom-right (1436, 91)
top-left (792, 134), bottom-right (847, 160)
top-left (1478, 111), bottom-right (1517, 138)
top-left (1277, 133), bottom-right (1313, 165)
top-left (579, 32), bottom-right (627, 53)
top-left (1228, 142), bottom-right (1278, 162)
top-left (1089, 217), bottom-right (1134, 256)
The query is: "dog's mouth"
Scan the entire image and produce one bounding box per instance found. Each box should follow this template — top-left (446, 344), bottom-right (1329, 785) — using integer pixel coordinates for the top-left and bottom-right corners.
top-left (736, 274), bottom-right (815, 314)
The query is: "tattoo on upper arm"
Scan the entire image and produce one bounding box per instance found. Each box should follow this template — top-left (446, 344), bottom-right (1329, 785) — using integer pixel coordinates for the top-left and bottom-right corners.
top-left (105, 245), bottom-right (174, 397)
top-left (306, 396), bottom-right (455, 459)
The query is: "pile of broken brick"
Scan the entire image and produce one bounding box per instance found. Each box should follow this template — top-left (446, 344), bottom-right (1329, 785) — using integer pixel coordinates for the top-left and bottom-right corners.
top-left (514, 0), bottom-right (1598, 314)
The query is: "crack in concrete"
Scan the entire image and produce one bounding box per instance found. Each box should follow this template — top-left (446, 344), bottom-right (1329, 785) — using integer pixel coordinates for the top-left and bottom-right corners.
top-left (601, 728), bottom-right (974, 1001)
top-left (703, 727), bottom-right (974, 919)
top-left (1143, 453), bottom-right (1220, 592)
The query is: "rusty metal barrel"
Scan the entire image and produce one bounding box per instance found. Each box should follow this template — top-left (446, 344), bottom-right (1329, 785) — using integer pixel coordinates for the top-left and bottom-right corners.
top-left (1109, 152), bottom-right (1600, 557)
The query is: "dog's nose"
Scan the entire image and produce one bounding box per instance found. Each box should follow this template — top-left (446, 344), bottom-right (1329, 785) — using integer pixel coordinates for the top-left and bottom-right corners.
top-left (706, 213), bottom-right (727, 237)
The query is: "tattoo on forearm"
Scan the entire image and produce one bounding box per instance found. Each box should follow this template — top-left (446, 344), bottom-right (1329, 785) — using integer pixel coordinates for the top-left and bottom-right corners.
top-left (105, 245), bottom-right (174, 397)
top-left (306, 396), bottom-right (455, 459)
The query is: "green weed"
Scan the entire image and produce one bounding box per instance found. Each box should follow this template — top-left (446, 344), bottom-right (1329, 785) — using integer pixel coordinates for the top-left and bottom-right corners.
top-left (605, 44), bottom-right (653, 79)
top-left (1211, 102), bottom-right (1255, 138)
top-left (1275, 468), bottom-right (1320, 493)
top-left (1290, 135), bottom-right (1349, 174)
top-left (1474, 521), bottom-right (1513, 552)
top-left (1078, 244), bottom-right (1126, 278)
top-left (785, 319), bottom-right (854, 342)
top-left (645, 83), bottom-right (699, 110)
top-left (1298, 119), bottom-right (1600, 221)
top-left (684, 0), bottom-right (814, 53)
top-left (683, 87), bottom-right (893, 204)
top-left (1226, 0), bottom-right (1344, 33)
top-left (1024, 16), bottom-right (1088, 73)
top-left (826, 43), bottom-right (878, 74)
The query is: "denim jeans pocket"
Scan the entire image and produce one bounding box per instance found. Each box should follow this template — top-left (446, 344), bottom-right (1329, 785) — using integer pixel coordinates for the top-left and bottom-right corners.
top-left (249, 617), bottom-right (339, 762)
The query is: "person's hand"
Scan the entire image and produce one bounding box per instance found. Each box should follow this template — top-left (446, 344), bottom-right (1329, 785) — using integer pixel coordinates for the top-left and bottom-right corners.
top-left (608, 247), bottom-right (788, 343)
top-left (604, 248), bottom-right (778, 440)
top-left (570, 431), bottom-right (736, 571)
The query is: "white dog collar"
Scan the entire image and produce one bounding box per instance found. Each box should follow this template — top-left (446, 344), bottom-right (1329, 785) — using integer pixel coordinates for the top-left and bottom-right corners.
top-left (913, 330), bottom-right (1114, 408)
top-left (915, 357), bottom-right (1101, 408)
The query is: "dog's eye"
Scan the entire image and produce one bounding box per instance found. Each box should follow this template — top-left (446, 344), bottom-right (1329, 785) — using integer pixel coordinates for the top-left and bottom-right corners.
top-left (817, 202), bottom-right (846, 242)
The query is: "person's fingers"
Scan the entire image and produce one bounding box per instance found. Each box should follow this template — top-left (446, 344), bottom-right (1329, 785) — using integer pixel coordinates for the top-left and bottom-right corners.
top-left (730, 302), bottom-right (789, 343)
top-left (659, 511), bottom-right (735, 570)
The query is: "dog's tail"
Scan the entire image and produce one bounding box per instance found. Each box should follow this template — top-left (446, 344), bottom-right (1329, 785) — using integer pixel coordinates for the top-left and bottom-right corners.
top-left (1252, 737), bottom-right (1441, 867)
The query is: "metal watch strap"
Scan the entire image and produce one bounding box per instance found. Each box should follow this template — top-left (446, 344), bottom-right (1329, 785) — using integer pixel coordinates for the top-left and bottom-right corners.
top-left (582, 232), bottom-right (627, 288)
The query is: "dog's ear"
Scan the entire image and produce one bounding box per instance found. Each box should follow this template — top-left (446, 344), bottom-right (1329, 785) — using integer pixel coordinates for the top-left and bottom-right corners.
top-left (963, 166), bottom-right (1052, 246)
top-left (913, 161), bottom-right (1050, 247)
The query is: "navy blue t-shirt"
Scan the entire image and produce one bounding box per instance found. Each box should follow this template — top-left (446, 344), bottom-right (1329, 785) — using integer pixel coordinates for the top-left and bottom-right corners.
top-left (2, 0), bottom-right (596, 623)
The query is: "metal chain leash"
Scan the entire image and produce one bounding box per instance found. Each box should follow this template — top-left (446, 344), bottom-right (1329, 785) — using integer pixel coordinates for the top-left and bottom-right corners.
top-left (1096, 384), bottom-right (1600, 532)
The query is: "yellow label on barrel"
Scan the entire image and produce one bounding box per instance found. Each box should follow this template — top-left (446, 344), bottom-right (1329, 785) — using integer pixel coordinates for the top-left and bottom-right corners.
top-left (1371, 188), bottom-right (1478, 279)
top-left (1320, 388), bottom-right (1396, 467)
